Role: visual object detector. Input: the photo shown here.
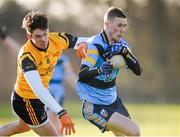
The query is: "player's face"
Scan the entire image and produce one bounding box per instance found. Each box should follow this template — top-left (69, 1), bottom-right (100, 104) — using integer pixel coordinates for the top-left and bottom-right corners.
top-left (29, 28), bottom-right (49, 49)
top-left (109, 17), bottom-right (127, 42)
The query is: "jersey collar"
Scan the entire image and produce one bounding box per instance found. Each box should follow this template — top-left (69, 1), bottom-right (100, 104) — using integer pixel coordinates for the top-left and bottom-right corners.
top-left (100, 30), bottom-right (110, 45)
top-left (30, 40), bottom-right (49, 52)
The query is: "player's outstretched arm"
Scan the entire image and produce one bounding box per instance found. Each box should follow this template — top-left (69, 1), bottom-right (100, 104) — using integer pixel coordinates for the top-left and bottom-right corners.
top-left (24, 70), bottom-right (76, 135)
top-left (64, 59), bottom-right (78, 89)
top-left (0, 25), bottom-right (20, 54)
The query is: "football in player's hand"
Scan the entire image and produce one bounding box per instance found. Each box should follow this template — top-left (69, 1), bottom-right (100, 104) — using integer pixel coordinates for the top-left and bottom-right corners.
top-left (109, 54), bottom-right (126, 68)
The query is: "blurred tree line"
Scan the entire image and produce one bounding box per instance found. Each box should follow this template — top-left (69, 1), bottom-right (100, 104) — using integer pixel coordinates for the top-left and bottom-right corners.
top-left (0, 0), bottom-right (179, 103)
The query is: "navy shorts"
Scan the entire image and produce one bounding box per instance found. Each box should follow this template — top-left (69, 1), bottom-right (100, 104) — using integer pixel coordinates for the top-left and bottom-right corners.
top-left (82, 97), bottom-right (130, 132)
top-left (11, 91), bottom-right (48, 127)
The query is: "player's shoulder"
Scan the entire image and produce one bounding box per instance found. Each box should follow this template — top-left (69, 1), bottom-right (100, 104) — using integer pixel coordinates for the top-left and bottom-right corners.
top-left (18, 40), bottom-right (32, 56)
top-left (87, 34), bottom-right (103, 50)
top-left (49, 32), bottom-right (75, 40)
top-left (87, 33), bottom-right (102, 43)
top-left (18, 41), bottom-right (37, 63)
top-left (48, 32), bottom-right (60, 40)
top-left (49, 32), bottom-right (77, 50)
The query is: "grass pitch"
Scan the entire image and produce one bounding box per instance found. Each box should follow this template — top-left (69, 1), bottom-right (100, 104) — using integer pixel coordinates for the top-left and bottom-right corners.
top-left (0, 102), bottom-right (179, 136)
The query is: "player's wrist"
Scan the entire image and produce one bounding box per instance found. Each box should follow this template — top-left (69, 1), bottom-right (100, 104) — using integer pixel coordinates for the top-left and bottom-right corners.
top-left (97, 66), bottom-right (103, 74)
top-left (57, 109), bottom-right (67, 118)
top-left (88, 67), bottom-right (101, 75)
top-left (120, 47), bottom-right (129, 57)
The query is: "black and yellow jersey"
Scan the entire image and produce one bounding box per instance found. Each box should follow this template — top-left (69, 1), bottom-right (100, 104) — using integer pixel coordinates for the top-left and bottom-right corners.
top-left (15, 32), bottom-right (77, 99)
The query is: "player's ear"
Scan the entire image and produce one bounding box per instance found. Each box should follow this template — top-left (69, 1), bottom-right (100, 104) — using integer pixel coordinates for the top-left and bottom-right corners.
top-left (27, 33), bottom-right (32, 40)
top-left (104, 21), bottom-right (109, 28)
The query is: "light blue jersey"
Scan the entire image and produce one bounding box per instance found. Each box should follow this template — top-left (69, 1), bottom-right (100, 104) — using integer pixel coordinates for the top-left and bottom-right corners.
top-left (49, 54), bottom-right (69, 105)
top-left (76, 31), bottom-right (129, 105)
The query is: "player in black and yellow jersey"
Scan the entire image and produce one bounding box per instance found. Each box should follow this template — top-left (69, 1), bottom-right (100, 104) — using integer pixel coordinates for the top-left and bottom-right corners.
top-left (0, 25), bottom-right (79, 135)
top-left (0, 10), bottom-right (87, 136)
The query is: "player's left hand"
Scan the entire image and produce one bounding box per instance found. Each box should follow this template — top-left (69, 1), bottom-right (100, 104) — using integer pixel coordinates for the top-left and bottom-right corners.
top-left (76, 42), bottom-right (87, 59)
top-left (98, 61), bottom-right (113, 75)
top-left (60, 113), bottom-right (76, 135)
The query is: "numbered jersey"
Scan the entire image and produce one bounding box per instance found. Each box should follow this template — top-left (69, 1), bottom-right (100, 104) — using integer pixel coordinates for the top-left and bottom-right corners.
top-left (15, 32), bottom-right (77, 99)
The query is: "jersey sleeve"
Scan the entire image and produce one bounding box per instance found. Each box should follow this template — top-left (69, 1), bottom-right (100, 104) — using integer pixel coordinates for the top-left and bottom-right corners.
top-left (58, 32), bottom-right (78, 49)
top-left (18, 52), bottom-right (36, 73)
top-left (81, 44), bottom-right (99, 68)
top-left (75, 37), bottom-right (88, 45)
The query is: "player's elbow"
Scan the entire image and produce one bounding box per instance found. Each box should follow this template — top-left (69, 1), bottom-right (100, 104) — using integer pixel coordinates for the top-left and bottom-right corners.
top-left (126, 62), bottom-right (142, 76)
top-left (132, 65), bottom-right (142, 76)
top-left (79, 72), bottom-right (86, 80)
top-left (134, 70), bottom-right (141, 76)
top-left (133, 65), bottom-right (143, 76)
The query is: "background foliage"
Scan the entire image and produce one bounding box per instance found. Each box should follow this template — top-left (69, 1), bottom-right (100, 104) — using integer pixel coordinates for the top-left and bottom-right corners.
top-left (0, 0), bottom-right (180, 103)
top-left (0, 0), bottom-right (179, 136)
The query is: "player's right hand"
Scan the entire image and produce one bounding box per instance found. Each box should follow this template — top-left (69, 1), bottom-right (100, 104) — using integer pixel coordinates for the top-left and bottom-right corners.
top-left (76, 42), bottom-right (87, 59)
top-left (98, 61), bottom-right (113, 75)
top-left (59, 113), bottom-right (76, 135)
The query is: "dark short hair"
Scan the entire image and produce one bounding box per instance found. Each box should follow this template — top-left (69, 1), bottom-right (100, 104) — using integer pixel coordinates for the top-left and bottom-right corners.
top-left (104, 7), bottom-right (127, 21)
top-left (22, 10), bottom-right (48, 33)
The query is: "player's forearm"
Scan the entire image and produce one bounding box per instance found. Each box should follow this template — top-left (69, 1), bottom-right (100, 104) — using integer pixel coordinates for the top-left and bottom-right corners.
top-left (65, 74), bottom-right (78, 89)
top-left (79, 65), bottom-right (100, 80)
top-left (123, 52), bottom-right (142, 75)
top-left (63, 61), bottom-right (78, 88)
top-left (24, 70), bottom-right (64, 114)
top-left (2, 36), bottom-right (20, 54)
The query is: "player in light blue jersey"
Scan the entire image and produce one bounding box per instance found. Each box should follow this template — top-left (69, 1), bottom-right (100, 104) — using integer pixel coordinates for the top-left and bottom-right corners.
top-left (76, 7), bottom-right (142, 136)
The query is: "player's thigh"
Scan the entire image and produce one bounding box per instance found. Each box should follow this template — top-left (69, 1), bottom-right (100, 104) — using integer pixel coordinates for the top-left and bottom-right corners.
top-left (106, 112), bottom-right (140, 136)
top-left (82, 101), bottom-right (108, 132)
top-left (31, 120), bottom-right (59, 136)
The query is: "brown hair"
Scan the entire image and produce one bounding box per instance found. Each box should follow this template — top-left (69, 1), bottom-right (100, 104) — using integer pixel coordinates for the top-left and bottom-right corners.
top-left (22, 10), bottom-right (48, 33)
top-left (104, 7), bottom-right (127, 22)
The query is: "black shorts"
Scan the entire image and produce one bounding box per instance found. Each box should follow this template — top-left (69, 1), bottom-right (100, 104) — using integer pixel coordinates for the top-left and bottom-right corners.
top-left (82, 97), bottom-right (130, 132)
top-left (11, 91), bottom-right (48, 127)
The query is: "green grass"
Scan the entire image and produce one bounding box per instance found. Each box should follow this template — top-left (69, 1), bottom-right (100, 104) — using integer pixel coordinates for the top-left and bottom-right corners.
top-left (0, 102), bottom-right (179, 136)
